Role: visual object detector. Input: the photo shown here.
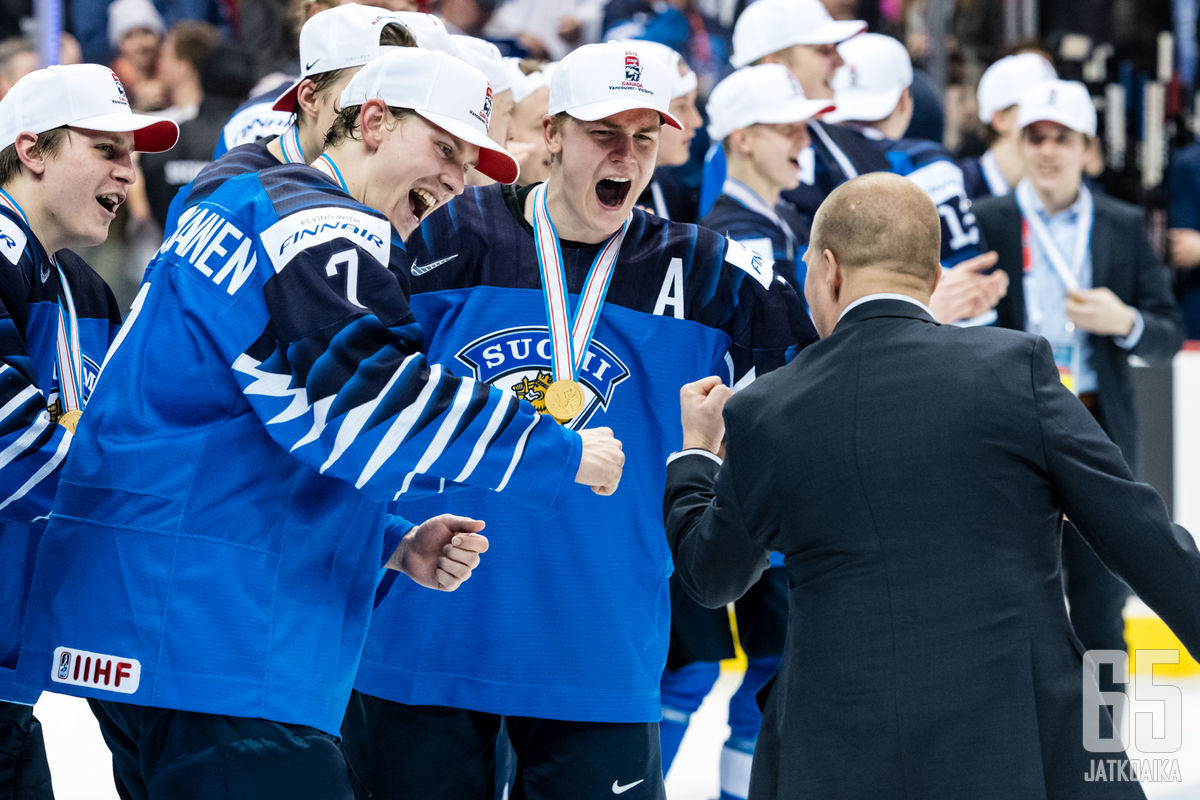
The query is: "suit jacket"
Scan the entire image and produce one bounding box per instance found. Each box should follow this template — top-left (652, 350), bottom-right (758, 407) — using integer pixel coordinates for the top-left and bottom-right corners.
top-left (664, 299), bottom-right (1200, 799)
top-left (973, 192), bottom-right (1184, 463)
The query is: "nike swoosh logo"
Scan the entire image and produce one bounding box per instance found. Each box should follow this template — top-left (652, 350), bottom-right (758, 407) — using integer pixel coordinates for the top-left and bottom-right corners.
top-left (611, 779), bottom-right (644, 794)
top-left (304, 59), bottom-right (320, 71)
top-left (411, 253), bottom-right (458, 276)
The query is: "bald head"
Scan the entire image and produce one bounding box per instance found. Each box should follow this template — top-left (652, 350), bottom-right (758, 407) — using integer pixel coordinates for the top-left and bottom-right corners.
top-left (812, 172), bottom-right (940, 287)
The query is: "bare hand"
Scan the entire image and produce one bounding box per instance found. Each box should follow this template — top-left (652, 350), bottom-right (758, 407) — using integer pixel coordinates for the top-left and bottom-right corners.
top-left (1066, 287), bottom-right (1136, 336)
top-left (1169, 228), bottom-right (1200, 269)
top-left (388, 514), bottom-right (489, 591)
top-left (680, 376), bottom-right (732, 455)
top-left (556, 16), bottom-right (583, 43)
top-left (575, 426), bottom-right (624, 496)
top-left (518, 32), bottom-right (550, 60)
top-left (928, 251), bottom-right (1007, 323)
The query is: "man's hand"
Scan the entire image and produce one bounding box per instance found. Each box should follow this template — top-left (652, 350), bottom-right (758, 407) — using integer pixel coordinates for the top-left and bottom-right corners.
top-left (680, 376), bottom-right (732, 455)
top-left (575, 426), bottom-right (625, 496)
top-left (1169, 228), bottom-right (1200, 269)
top-left (928, 251), bottom-right (1007, 323)
top-left (387, 515), bottom-right (489, 591)
top-left (1066, 287), bottom-right (1136, 336)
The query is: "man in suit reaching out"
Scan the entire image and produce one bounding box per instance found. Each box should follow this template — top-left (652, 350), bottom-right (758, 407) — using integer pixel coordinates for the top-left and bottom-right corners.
top-left (663, 171), bottom-right (1200, 799)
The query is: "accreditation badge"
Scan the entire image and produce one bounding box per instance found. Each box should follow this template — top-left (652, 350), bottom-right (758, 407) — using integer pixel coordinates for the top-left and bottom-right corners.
top-left (1051, 342), bottom-right (1080, 395)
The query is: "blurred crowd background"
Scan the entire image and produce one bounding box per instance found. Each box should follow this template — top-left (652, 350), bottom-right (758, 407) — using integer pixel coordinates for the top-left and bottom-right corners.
top-left (0, 0), bottom-right (1195, 334)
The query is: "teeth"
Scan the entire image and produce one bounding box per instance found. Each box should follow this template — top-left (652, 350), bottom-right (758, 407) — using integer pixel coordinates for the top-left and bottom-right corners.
top-left (602, 177), bottom-right (630, 183)
top-left (412, 188), bottom-right (436, 207)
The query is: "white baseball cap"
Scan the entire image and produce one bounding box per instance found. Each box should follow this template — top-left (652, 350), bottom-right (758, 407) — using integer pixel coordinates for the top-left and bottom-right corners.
top-left (548, 41), bottom-right (683, 129)
top-left (976, 52), bottom-right (1057, 124)
top-left (0, 63), bottom-right (178, 153)
top-left (273, 4), bottom-right (412, 112)
top-left (389, 10), bottom-right (457, 54)
top-left (706, 64), bottom-right (835, 140)
top-left (1016, 79), bottom-right (1097, 136)
top-left (731, 0), bottom-right (866, 69)
top-left (339, 47), bottom-right (520, 184)
top-left (617, 40), bottom-right (697, 99)
top-left (107, 0), bottom-right (164, 49)
top-left (453, 35), bottom-right (512, 94)
top-left (825, 33), bottom-right (913, 123)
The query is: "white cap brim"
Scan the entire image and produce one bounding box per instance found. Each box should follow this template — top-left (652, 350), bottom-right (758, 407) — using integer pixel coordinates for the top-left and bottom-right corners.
top-left (730, 18), bottom-right (866, 67)
top-left (1018, 110), bottom-right (1095, 137)
top-left (562, 97), bottom-right (683, 130)
top-left (72, 110), bottom-right (179, 152)
top-left (420, 110), bottom-right (520, 185)
top-left (708, 96), bottom-right (834, 141)
top-left (823, 87), bottom-right (903, 123)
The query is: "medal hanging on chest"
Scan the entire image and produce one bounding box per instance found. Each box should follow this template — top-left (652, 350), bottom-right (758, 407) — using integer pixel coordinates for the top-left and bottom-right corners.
top-left (531, 182), bottom-right (629, 423)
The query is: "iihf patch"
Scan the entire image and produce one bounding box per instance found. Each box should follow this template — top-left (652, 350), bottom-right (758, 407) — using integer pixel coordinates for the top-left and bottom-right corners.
top-left (51, 646), bottom-right (141, 694)
top-left (456, 326), bottom-right (630, 429)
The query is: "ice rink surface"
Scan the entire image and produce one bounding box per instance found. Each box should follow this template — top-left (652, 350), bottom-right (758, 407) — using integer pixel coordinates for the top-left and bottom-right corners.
top-left (33, 668), bottom-right (1200, 799)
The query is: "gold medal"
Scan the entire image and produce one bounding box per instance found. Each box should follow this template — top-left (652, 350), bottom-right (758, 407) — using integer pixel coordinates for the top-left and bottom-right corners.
top-left (544, 379), bottom-right (585, 423)
top-left (58, 409), bottom-right (82, 433)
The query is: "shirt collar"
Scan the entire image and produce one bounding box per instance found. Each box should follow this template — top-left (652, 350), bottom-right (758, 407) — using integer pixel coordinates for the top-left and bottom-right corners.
top-left (837, 292), bottom-right (934, 324)
top-left (1020, 179), bottom-right (1086, 223)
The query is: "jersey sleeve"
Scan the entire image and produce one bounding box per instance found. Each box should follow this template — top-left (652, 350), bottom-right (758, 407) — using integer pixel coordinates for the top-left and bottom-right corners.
top-left (718, 237), bottom-right (818, 387)
top-left (0, 247), bottom-right (72, 524)
top-left (191, 197), bottom-right (582, 509)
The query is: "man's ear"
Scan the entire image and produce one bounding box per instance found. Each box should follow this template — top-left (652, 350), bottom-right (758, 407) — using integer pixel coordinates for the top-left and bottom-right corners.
top-left (358, 99), bottom-right (390, 152)
top-left (824, 248), bottom-right (843, 300)
top-left (729, 127), bottom-right (752, 156)
top-left (294, 79), bottom-right (320, 122)
top-left (14, 131), bottom-right (48, 177)
top-left (543, 115), bottom-right (562, 157)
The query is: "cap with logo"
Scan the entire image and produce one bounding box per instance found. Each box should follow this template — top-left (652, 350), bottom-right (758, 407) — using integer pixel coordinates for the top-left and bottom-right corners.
top-left (548, 41), bottom-right (683, 129)
top-left (616, 39), bottom-right (697, 99)
top-left (976, 52), bottom-right (1057, 124)
top-left (0, 63), bottom-right (179, 153)
top-left (273, 4), bottom-right (413, 112)
top-left (339, 47), bottom-right (520, 184)
top-left (731, 0), bottom-right (866, 69)
top-left (706, 64), bottom-right (835, 140)
top-left (824, 33), bottom-right (912, 124)
top-left (1016, 79), bottom-right (1097, 137)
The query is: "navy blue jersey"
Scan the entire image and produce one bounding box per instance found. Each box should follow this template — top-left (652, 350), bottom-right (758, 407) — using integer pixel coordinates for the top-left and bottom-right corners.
top-left (355, 182), bottom-right (816, 722)
top-left (17, 166), bottom-right (580, 734)
top-left (701, 183), bottom-right (811, 300)
top-left (885, 137), bottom-right (983, 268)
top-left (0, 207), bottom-right (121, 704)
top-left (163, 140), bottom-right (280, 235)
top-left (211, 78), bottom-right (293, 159)
top-left (637, 169), bottom-right (699, 223)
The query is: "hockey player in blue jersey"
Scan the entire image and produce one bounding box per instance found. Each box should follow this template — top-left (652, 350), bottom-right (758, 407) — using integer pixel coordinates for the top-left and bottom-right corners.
top-left (164, 4), bottom-right (430, 233)
top-left (659, 63), bottom-right (832, 800)
top-left (0, 63), bottom-right (178, 799)
top-left (827, 33), bottom-right (1009, 326)
top-left (341, 41), bottom-right (818, 800)
top-left (17, 48), bottom-right (624, 800)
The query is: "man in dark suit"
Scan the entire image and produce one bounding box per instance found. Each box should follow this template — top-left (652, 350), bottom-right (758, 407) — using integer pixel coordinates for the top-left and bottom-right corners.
top-left (973, 80), bottom-right (1184, 674)
top-left (663, 172), bottom-right (1200, 799)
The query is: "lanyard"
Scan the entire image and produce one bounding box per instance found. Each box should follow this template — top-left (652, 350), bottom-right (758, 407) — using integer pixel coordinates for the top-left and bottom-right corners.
top-left (530, 182), bottom-right (628, 420)
top-left (979, 150), bottom-right (1010, 196)
top-left (721, 178), bottom-right (796, 256)
top-left (312, 154), bottom-right (348, 192)
top-left (1015, 179), bottom-right (1093, 333)
top-left (809, 120), bottom-right (858, 180)
top-left (0, 189), bottom-right (83, 427)
top-left (648, 180), bottom-right (669, 220)
top-left (280, 123), bottom-right (307, 164)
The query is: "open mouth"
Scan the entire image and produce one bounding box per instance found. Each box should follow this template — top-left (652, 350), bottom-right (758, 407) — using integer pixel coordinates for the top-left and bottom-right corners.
top-left (595, 177), bottom-right (632, 209)
top-left (409, 187), bottom-right (435, 222)
top-left (96, 194), bottom-right (122, 214)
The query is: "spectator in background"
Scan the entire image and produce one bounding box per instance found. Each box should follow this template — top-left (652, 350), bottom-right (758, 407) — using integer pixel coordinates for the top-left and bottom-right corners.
top-left (1167, 142), bottom-right (1200, 339)
top-left (155, 20), bottom-right (221, 125)
top-left (0, 33), bottom-right (83, 98)
top-left (72, 0), bottom-right (230, 66)
top-left (960, 52), bottom-right (1057, 199)
top-left (484, 0), bottom-right (603, 59)
top-left (107, 0), bottom-right (167, 110)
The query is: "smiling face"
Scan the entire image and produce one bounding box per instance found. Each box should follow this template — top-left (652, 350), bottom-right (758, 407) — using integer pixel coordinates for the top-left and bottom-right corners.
top-left (544, 109), bottom-right (660, 243)
top-left (33, 128), bottom-right (136, 253)
top-left (363, 109), bottom-right (480, 240)
top-left (743, 121), bottom-right (810, 194)
top-left (773, 42), bottom-right (843, 100)
top-left (1019, 120), bottom-right (1086, 211)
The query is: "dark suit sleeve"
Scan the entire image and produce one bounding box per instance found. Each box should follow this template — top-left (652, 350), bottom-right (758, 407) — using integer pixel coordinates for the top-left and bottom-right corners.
top-left (1031, 338), bottom-right (1200, 658)
top-left (1120, 209), bottom-right (1184, 362)
top-left (663, 447), bottom-right (771, 609)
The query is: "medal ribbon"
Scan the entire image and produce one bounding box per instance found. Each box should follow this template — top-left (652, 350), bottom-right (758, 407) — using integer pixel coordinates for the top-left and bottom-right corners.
top-left (281, 123), bottom-right (307, 164)
top-left (312, 154), bottom-right (348, 192)
top-left (0, 189), bottom-right (83, 414)
top-left (1015, 179), bottom-right (1093, 332)
top-left (531, 182), bottom-right (629, 383)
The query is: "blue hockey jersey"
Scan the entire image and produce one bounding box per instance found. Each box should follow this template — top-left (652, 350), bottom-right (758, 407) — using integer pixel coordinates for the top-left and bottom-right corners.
top-left (211, 78), bottom-right (293, 159)
top-left (17, 166), bottom-right (581, 735)
top-left (163, 140), bottom-right (281, 234)
top-left (883, 137), bottom-right (983, 268)
top-left (0, 205), bottom-right (121, 704)
top-left (355, 182), bottom-right (817, 722)
top-left (701, 180), bottom-right (812, 299)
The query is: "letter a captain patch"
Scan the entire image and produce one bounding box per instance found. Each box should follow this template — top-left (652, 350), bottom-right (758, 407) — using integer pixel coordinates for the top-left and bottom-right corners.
top-left (51, 646), bottom-right (141, 694)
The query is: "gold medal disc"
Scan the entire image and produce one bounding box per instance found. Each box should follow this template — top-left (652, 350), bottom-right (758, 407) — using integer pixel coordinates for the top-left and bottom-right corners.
top-left (544, 379), bottom-right (585, 423)
top-left (58, 409), bottom-right (82, 433)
